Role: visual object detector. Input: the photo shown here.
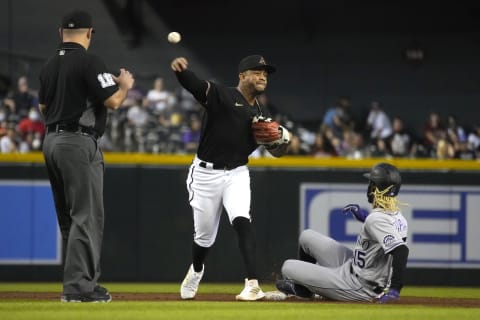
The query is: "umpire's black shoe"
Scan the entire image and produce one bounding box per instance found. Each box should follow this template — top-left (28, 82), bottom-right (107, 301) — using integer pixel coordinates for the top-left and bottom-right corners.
top-left (61, 286), bottom-right (112, 303)
top-left (276, 279), bottom-right (314, 299)
top-left (94, 285), bottom-right (110, 295)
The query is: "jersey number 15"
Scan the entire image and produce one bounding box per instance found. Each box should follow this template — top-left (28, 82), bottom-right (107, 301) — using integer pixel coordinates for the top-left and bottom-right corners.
top-left (353, 249), bottom-right (366, 268)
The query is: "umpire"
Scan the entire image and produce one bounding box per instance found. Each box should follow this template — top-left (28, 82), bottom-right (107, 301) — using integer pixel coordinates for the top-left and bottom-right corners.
top-left (39, 10), bottom-right (134, 302)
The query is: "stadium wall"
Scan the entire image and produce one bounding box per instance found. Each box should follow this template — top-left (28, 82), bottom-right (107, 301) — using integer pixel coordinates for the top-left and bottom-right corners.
top-left (0, 155), bottom-right (479, 286)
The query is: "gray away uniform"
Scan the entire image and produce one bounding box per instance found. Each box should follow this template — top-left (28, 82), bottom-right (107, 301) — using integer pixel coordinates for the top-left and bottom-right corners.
top-left (281, 208), bottom-right (408, 301)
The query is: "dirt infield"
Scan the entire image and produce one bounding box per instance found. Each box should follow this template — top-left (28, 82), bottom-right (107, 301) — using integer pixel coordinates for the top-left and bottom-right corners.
top-left (1, 292), bottom-right (479, 307)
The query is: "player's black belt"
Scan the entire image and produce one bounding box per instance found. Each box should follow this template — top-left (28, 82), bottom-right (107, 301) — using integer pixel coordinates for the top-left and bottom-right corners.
top-left (199, 161), bottom-right (238, 171)
top-left (350, 265), bottom-right (385, 294)
top-left (47, 123), bottom-right (99, 139)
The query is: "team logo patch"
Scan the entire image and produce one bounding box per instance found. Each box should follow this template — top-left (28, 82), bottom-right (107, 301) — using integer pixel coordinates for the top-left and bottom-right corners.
top-left (361, 240), bottom-right (370, 250)
top-left (383, 234), bottom-right (396, 246)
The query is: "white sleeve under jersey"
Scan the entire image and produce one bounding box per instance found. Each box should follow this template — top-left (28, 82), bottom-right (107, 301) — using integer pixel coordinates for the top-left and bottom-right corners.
top-left (351, 208), bottom-right (408, 287)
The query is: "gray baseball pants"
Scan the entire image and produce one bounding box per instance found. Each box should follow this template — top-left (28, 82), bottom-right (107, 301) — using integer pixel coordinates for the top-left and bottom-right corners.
top-left (281, 229), bottom-right (379, 301)
top-left (43, 131), bottom-right (104, 294)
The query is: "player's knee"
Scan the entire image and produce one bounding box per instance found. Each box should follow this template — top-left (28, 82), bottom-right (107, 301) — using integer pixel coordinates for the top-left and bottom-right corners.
top-left (194, 235), bottom-right (215, 248)
top-left (194, 238), bottom-right (214, 248)
top-left (281, 259), bottom-right (297, 278)
top-left (299, 229), bottom-right (316, 246)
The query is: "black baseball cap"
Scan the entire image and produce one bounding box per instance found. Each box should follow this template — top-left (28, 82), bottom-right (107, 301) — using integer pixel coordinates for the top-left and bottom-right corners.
top-left (61, 10), bottom-right (94, 31)
top-left (238, 55), bottom-right (276, 74)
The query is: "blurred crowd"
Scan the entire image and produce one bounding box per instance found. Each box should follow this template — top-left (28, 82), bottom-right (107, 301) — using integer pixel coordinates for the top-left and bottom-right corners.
top-left (284, 97), bottom-right (479, 160)
top-left (1, 75), bottom-right (479, 160)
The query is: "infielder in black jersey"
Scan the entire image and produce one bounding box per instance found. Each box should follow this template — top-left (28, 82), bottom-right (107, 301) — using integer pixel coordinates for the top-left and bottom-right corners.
top-left (171, 55), bottom-right (290, 301)
top-left (39, 10), bottom-right (134, 303)
top-left (276, 163), bottom-right (409, 303)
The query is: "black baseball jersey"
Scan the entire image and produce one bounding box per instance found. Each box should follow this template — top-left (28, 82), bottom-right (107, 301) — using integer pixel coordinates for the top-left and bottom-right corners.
top-left (39, 42), bottom-right (118, 135)
top-left (176, 70), bottom-right (272, 167)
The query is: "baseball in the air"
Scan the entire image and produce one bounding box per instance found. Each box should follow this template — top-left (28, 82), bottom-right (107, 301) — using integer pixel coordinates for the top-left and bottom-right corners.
top-left (167, 32), bottom-right (181, 44)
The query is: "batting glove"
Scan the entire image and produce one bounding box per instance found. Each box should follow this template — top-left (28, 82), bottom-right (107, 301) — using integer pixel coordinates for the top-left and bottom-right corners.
top-left (342, 204), bottom-right (369, 223)
top-left (378, 289), bottom-right (400, 304)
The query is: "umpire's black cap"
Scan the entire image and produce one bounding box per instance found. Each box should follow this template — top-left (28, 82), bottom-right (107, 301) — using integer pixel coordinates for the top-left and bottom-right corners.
top-left (238, 55), bottom-right (276, 74)
top-left (61, 10), bottom-right (94, 32)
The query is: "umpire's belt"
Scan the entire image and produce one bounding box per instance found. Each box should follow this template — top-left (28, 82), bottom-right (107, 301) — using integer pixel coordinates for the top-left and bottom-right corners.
top-left (350, 264), bottom-right (384, 294)
top-left (47, 123), bottom-right (99, 139)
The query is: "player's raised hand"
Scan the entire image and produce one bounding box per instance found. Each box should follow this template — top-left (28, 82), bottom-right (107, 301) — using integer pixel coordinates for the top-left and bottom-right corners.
top-left (171, 57), bottom-right (188, 72)
top-left (342, 204), bottom-right (369, 223)
top-left (378, 289), bottom-right (400, 303)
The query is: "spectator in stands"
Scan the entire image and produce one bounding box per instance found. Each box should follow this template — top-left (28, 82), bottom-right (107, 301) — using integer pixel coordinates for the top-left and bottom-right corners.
top-left (17, 107), bottom-right (46, 139)
top-left (370, 137), bottom-right (392, 158)
top-left (310, 132), bottom-right (335, 157)
top-left (0, 73), bottom-right (11, 100)
top-left (0, 127), bottom-right (17, 153)
top-left (0, 107), bottom-right (7, 125)
top-left (295, 126), bottom-right (316, 148)
top-left (388, 117), bottom-right (413, 157)
top-left (0, 117), bottom-right (8, 139)
top-left (339, 129), bottom-right (366, 158)
top-left (468, 126), bottom-right (480, 152)
top-left (366, 100), bottom-right (393, 143)
top-left (165, 112), bottom-right (184, 153)
top-left (105, 85), bottom-right (145, 150)
top-left (3, 76), bottom-right (38, 120)
top-left (423, 112), bottom-right (446, 156)
top-left (145, 77), bottom-right (176, 115)
top-left (15, 107), bottom-right (45, 152)
top-left (126, 99), bottom-right (149, 127)
top-left (323, 126), bottom-right (341, 156)
top-left (182, 114), bottom-right (202, 154)
top-left (321, 96), bottom-right (353, 139)
top-left (454, 140), bottom-right (476, 160)
top-left (446, 114), bottom-right (467, 155)
top-left (286, 134), bottom-right (309, 156)
top-left (436, 138), bottom-right (455, 159)
top-left (121, 85), bottom-right (146, 109)
top-left (125, 98), bottom-right (149, 152)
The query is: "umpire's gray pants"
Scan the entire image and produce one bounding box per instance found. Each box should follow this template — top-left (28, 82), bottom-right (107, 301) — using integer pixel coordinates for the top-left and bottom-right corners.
top-left (43, 131), bottom-right (104, 294)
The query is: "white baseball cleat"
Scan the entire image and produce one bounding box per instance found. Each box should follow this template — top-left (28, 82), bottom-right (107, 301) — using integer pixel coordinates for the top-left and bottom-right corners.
top-left (180, 264), bottom-right (204, 299)
top-left (263, 290), bottom-right (287, 301)
top-left (235, 278), bottom-right (266, 301)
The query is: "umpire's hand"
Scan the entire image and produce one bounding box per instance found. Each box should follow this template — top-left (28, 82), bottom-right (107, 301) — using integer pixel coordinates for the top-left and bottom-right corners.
top-left (171, 57), bottom-right (188, 72)
top-left (113, 68), bottom-right (135, 90)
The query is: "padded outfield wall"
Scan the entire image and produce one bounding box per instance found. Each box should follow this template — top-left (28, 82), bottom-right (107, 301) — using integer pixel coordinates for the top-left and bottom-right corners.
top-left (0, 153), bottom-right (479, 286)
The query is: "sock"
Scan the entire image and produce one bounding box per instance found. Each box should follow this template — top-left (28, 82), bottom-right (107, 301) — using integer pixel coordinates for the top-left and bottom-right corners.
top-left (192, 242), bottom-right (209, 272)
top-left (232, 217), bottom-right (257, 279)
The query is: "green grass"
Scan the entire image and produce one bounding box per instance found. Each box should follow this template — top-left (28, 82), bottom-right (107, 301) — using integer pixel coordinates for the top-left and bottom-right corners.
top-left (402, 286), bottom-right (480, 299)
top-left (1, 300), bottom-right (479, 320)
top-left (1, 283), bottom-right (479, 320)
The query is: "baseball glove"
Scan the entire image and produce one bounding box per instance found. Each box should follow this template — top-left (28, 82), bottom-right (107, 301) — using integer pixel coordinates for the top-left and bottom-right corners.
top-left (252, 116), bottom-right (281, 145)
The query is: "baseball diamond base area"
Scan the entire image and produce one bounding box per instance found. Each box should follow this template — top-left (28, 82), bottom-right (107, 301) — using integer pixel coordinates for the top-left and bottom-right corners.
top-left (1, 292), bottom-right (479, 307)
